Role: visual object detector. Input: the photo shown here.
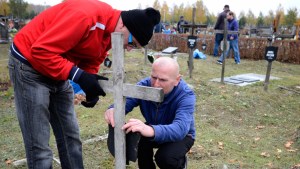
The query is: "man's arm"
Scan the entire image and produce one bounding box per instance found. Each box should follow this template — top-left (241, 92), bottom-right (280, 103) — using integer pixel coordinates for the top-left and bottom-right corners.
top-left (233, 20), bottom-right (239, 39)
top-left (122, 118), bottom-right (155, 137)
top-left (104, 79), bottom-right (149, 126)
top-left (229, 20), bottom-right (239, 40)
top-left (152, 93), bottom-right (196, 144)
top-left (104, 97), bottom-right (140, 127)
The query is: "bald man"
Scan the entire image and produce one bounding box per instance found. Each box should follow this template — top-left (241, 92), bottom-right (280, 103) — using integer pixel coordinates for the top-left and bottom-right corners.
top-left (105, 57), bottom-right (196, 169)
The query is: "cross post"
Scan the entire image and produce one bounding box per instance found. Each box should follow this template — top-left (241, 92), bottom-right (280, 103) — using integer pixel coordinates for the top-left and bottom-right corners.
top-left (98, 33), bottom-right (164, 169)
top-left (214, 19), bottom-right (239, 83)
top-left (180, 8), bottom-right (207, 78)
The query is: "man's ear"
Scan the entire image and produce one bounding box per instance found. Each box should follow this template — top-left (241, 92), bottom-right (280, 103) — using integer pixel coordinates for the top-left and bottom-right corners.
top-left (174, 74), bottom-right (181, 86)
top-left (114, 17), bottom-right (125, 32)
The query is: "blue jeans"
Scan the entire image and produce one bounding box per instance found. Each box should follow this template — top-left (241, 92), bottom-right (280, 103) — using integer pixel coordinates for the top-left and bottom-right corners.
top-left (213, 33), bottom-right (224, 56)
top-left (8, 56), bottom-right (84, 169)
top-left (218, 39), bottom-right (240, 63)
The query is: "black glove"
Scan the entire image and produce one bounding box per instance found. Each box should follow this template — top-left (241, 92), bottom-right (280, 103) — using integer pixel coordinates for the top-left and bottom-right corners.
top-left (77, 71), bottom-right (108, 108)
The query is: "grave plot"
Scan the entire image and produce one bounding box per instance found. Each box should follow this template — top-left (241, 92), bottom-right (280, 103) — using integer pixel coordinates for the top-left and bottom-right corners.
top-left (210, 73), bottom-right (281, 86)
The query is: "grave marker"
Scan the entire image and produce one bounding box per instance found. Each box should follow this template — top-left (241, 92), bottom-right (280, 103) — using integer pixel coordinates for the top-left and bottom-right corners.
top-left (215, 19), bottom-right (239, 83)
top-left (263, 16), bottom-right (279, 91)
top-left (98, 33), bottom-right (164, 169)
top-left (181, 8), bottom-right (207, 78)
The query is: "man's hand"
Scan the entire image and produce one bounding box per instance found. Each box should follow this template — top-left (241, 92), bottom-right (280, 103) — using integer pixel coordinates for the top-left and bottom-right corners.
top-left (77, 71), bottom-right (108, 108)
top-left (122, 118), bottom-right (155, 138)
top-left (104, 108), bottom-right (115, 127)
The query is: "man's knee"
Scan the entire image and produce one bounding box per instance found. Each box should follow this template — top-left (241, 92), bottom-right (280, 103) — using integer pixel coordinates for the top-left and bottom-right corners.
top-left (155, 152), bottom-right (184, 169)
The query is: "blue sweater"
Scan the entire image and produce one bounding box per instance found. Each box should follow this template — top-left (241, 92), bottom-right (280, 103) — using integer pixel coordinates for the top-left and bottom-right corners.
top-left (227, 18), bottom-right (239, 40)
top-left (118, 78), bottom-right (196, 144)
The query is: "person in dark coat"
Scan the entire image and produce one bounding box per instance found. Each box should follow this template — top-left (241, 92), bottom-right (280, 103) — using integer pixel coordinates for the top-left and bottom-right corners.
top-left (213, 5), bottom-right (230, 56)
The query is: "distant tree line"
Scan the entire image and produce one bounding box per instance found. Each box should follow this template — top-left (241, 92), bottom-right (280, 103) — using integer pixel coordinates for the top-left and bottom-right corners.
top-left (0, 0), bottom-right (52, 20)
top-left (150, 0), bottom-right (299, 29)
top-left (0, 0), bottom-right (298, 29)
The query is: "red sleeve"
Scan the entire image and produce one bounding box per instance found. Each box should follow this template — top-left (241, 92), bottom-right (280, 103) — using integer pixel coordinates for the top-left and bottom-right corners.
top-left (29, 11), bottom-right (90, 80)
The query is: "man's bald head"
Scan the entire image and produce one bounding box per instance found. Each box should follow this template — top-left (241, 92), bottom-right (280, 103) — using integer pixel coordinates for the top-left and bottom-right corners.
top-left (152, 57), bottom-right (179, 78)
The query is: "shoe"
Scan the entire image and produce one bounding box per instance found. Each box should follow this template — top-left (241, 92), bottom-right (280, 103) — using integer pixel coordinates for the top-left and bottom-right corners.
top-left (217, 60), bottom-right (222, 65)
top-left (236, 62), bottom-right (240, 64)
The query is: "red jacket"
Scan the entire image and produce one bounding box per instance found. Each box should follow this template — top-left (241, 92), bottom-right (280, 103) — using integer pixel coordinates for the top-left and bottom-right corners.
top-left (14, 0), bottom-right (121, 80)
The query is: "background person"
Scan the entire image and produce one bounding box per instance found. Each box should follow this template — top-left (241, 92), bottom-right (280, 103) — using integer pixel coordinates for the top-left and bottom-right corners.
top-left (154, 22), bottom-right (165, 33)
top-left (217, 11), bottom-right (240, 64)
top-left (213, 4), bottom-right (230, 56)
top-left (105, 57), bottom-right (196, 169)
top-left (8, 0), bottom-right (160, 168)
top-left (177, 16), bottom-right (188, 34)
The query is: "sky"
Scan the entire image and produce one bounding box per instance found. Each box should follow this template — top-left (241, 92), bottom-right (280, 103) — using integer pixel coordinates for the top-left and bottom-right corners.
top-left (25, 0), bottom-right (300, 17)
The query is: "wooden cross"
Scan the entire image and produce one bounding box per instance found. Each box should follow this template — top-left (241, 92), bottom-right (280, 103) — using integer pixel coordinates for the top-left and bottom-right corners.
top-left (180, 8), bottom-right (207, 78)
top-left (98, 32), bottom-right (164, 169)
top-left (215, 19), bottom-right (239, 84)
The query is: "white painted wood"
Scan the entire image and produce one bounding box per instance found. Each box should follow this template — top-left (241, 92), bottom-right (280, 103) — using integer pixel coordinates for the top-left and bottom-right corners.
top-left (112, 32), bottom-right (126, 169)
top-left (110, 33), bottom-right (164, 169)
top-left (99, 80), bottom-right (164, 102)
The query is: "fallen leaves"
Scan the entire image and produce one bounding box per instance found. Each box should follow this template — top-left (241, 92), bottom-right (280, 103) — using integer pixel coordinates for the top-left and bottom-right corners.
top-left (284, 141), bottom-right (294, 149)
top-left (291, 163), bottom-right (300, 169)
top-left (218, 142), bottom-right (224, 150)
top-left (266, 162), bottom-right (273, 167)
top-left (258, 140), bottom-right (298, 160)
top-left (254, 137), bottom-right (261, 141)
top-left (255, 125), bottom-right (265, 130)
top-left (277, 149), bottom-right (282, 153)
top-left (5, 159), bottom-right (12, 165)
top-left (260, 152), bottom-right (270, 157)
top-left (284, 140), bottom-right (298, 152)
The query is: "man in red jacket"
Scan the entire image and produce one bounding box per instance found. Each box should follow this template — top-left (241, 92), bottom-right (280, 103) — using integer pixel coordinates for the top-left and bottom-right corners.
top-left (8, 0), bottom-right (160, 168)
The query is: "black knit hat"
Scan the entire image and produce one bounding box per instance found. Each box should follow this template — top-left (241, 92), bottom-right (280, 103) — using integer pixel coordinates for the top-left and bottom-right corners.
top-left (121, 8), bottom-right (161, 46)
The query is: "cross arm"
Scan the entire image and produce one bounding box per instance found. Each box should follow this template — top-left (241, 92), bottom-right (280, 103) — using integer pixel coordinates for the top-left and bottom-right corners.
top-left (215, 29), bottom-right (239, 34)
top-left (99, 80), bottom-right (164, 103)
top-left (180, 24), bottom-right (207, 28)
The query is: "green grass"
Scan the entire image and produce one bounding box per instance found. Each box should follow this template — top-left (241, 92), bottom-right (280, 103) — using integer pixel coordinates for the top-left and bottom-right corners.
top-left (0, 44), bottom-right (299, 168)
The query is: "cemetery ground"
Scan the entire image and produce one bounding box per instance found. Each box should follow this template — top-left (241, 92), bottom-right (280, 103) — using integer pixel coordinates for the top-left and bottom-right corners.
top-left (0, 43), bottom-right (300, 169)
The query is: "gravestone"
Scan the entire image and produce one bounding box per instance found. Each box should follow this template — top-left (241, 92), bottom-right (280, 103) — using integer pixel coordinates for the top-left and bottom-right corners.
top-left (211, 73), bottom-right (280, 86)
top-left (147, 47), bottom-right (178, 63)
top-left (162, 46), bottom-right (178, 58)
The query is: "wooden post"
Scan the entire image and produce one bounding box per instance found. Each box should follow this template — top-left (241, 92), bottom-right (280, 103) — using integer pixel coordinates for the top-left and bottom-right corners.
top-left (180, 10), bottom-right (207, 78)
top-left (144, 45), bottom-right (148, 64)
top-left (188, 8), bottom-right (196, 78)
top-left (221, 19), bottom-right (228, 84)
top-left (264, 62), bottom-right (272, 91)
top-left (112, 32), bottom-right (126, 169)
top-left (263, 32), bottom-right (276, 92)
top-left (214, 25), bottom-right (238, 84)
top-left (101, 33), bottom-right (164, 169)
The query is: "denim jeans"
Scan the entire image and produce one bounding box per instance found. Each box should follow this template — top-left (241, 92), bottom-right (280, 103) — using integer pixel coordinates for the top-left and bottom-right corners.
top-left (8, 56), bottom-right (84, 169)
top-left (218, 39), bottom-right (240, 63)
top-left (213, 33), bottom-right (224, 56)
